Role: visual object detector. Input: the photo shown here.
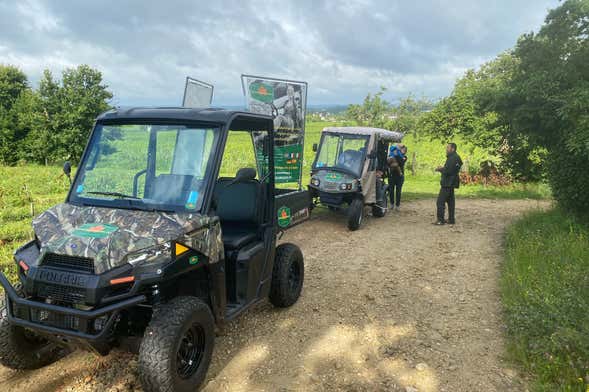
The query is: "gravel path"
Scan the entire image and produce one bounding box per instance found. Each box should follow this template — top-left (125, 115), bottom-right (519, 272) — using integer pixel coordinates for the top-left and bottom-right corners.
top-left (0, 198), bottom-right (549, 391)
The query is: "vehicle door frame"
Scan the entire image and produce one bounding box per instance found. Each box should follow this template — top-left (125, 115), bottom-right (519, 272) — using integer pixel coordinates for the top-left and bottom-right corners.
top-left (204, 113), bottom-right (277, 320)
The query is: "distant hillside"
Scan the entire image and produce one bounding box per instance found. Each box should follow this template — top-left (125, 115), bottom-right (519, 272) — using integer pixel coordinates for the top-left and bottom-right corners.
top-left (307, 104), bottom-right (348, 114)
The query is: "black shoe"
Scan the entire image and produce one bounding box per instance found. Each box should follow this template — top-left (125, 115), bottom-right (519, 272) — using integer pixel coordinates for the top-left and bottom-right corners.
top-left (433, 220), bottom-right (446, 226)
top-left (447, 220), bottom-right (456, 225)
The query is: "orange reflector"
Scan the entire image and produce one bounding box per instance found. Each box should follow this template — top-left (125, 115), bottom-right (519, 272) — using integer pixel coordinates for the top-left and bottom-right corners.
top-left (18, 260), bottom-right (29, 271)
top-left (175, 243), bottom-right (190, 256)
top-left (110, 276), bottom-right (135, 285)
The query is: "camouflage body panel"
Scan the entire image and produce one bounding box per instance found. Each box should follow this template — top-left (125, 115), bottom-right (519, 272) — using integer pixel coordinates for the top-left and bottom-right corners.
top-left (310, 170), bottom-right (360, 193)
top-left (178, 220), bottom-right (223, 266)
top-left (33, 203), bottom-right (223, 274)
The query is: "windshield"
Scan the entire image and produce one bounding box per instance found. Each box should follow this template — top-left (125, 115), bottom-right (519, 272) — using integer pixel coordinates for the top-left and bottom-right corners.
top-left (69, 123), bottom-right (218, 212)
top-left (313, 133), bottom-right (369, 176)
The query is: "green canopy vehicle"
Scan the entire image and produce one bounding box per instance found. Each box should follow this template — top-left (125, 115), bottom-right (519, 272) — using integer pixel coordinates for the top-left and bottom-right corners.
top-left (309, 127), bottom-right (404, 230)
top-left (0, 107), bottom-right (310, 391)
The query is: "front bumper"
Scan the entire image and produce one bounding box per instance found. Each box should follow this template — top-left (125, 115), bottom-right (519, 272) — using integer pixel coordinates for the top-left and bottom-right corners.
top-left (0, 272), bottom-right (145, 341)
top-left (311, 189), bottom-right (359, 207)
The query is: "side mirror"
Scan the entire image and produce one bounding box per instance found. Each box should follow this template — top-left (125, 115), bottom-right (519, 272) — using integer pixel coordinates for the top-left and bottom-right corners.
top-left (63, 161), bottom-right (72, 184)
top-left (312, 143), bottom-right (318, 152)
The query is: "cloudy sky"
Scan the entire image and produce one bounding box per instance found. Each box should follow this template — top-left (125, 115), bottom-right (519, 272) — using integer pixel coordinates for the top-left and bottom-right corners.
top-left (0, 0), bottom-right (558, 106)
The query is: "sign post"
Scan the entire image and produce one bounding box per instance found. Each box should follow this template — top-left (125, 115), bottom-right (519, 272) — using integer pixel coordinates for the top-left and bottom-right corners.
top-left (241, 75), bottom-right (308, 189)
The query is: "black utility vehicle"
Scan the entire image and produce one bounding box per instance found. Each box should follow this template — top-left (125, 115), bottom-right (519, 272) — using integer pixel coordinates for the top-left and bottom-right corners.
top-left (0, 108), bottom-right (310, 391)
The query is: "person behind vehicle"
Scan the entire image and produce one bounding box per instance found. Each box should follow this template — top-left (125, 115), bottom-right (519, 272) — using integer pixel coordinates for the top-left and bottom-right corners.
top-left (434, 143), bottom-right (463, 225)
top-left (388, 144), bottom-right (407, 211)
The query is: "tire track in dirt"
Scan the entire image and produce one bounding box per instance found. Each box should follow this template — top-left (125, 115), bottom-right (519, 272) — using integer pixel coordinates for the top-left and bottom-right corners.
top-left (0, 198), bottom-right (549, 391)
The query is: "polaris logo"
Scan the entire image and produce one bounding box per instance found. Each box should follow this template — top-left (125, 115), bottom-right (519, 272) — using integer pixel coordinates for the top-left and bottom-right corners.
top-left (37, 269), bottom-right (88, 287)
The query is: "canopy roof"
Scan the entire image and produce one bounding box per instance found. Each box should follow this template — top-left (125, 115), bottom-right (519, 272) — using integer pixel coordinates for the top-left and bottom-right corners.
top-left (97, 107), bottom-right (272, 126)
top-left (322, 126), bottom-right (404, 142)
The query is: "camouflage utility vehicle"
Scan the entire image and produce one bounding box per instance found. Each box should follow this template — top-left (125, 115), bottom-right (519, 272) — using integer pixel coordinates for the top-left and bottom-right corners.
top-left (309, 127), bottom-right (403, 230)
top-left (0, 108), bottom-right (310, 391)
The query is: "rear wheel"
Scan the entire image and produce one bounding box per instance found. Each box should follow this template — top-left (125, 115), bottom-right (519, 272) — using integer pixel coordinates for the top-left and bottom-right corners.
top-left (347, 198), bottom-right (364, 231)
top-left (269, 243), bottom-right (304, 308)
top-left (0, 284), bottom-right (62, 369)
top-left (139, 296), bottom-right (215, 392)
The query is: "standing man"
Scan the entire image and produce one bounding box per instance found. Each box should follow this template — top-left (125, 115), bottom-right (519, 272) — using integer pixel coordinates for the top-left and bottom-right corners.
top-left (434, 143), bottom-right (463, 225)
top-left (388, 144), bottom-right (408, 211)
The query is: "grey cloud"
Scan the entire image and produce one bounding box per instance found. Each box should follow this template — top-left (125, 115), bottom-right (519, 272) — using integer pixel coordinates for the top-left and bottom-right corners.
top-left (0, 0), bottom-right (558, 105)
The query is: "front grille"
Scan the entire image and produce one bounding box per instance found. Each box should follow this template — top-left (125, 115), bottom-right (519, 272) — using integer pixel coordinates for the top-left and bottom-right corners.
top-left (42, 253), bottom-right (94, 274)
top-left (37, 283), bottom-right (86, 304)
top-left (320, 192), bottom-right (344, 206)
top-left (30, 308), bottom-right (80, 331)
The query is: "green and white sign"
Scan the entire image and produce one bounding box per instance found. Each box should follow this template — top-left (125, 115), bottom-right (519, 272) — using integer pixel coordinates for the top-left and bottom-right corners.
top-left (275, 144), bottom-right (303, 183)
top-left (325, 172), bottom-right (343, 181)
top-left (277, 206), bottom-right (292, 228)
top-left (249, 82), bottom-right (274, 103)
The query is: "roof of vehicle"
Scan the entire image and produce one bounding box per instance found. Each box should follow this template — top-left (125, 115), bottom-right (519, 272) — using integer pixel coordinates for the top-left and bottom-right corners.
top-left (322, 126), bottom-right (404, 142)
top-left (96, 107), bottom-right (273, 125)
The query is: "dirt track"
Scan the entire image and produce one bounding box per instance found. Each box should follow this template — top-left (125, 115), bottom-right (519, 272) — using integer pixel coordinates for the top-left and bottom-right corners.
top-left (0, 198), bottom-right (549, 392)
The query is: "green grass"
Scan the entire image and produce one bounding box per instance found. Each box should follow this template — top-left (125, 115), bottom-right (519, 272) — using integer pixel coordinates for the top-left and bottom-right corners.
top-left (502, 209), bottom-right (589, 391)
top-left (0, 165), bottom-right (70, 281)
top-left (401, 174), bottom-right (550, 201)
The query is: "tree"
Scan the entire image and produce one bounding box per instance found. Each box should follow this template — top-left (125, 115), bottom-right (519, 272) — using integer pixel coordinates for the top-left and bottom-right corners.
top-left (52, 65), bottom-right (113, 162)
top-left (346, 87), bottom-right (391, 128)
top-left (23, 70), bottom-right (61, 164)
top-left (0, 65), bottom-right (113, 165)
top-left (0, 65), bottom-right (29, 164)
top-left (0, 65), bottom-right (28, 112)
top-left (420, 53), bottom-right (547, 181)
top-left (504, 0), bottom-right (589, 216)
top-left (390, 95), bottom-right (432, 137)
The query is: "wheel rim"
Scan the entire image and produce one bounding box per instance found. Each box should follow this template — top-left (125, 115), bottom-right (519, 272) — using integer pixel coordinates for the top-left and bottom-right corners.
top-left (176, 323), bottom-right (206, 379)
top-left (288, 259), bottom-right (301, 294)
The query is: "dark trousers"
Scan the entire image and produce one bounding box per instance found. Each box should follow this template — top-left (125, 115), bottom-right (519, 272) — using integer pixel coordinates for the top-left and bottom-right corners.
top-left (436, 187), bottom-right (455, 222)
top-left (389, 176), bottom-right (404, 207)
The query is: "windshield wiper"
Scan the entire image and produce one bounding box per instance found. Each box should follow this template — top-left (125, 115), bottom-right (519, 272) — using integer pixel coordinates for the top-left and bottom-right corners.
top-left (86, 191), bottom-right (141, 200)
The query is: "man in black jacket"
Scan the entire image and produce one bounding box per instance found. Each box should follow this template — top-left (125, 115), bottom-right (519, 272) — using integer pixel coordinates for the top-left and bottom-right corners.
top-left (434, 143), bottom-right (463, 225)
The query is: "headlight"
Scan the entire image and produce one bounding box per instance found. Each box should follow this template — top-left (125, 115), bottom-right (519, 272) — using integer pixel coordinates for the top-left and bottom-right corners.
top-left (126, 243), bottom-right (172, 267)
top-left (311, 178), bottom-right (320, 187)
top-left (340, 183), bottom-right (347, 190)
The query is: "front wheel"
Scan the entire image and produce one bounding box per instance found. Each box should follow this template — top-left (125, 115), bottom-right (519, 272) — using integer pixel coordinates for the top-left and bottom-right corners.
top-left (139, 297), bottom-right (215, 392)
top-left (0, 285), bottom-right (62, 370)
top-left (269, 243), bottom-right (305, 308)
top-left (347, 198), bottom-right (364, 231)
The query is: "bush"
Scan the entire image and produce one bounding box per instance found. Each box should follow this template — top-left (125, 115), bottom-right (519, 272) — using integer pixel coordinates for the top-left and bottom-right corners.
top-left (502, 209), bottom-right (589, 391)
top-left (547, 146), bottom-right (589, 220)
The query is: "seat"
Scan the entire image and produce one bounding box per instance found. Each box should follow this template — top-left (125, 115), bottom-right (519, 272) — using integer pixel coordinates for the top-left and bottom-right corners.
top-left (214, 171), bottom-right (261, 250)
top-left (221, 227), bottom-right (257, 250)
